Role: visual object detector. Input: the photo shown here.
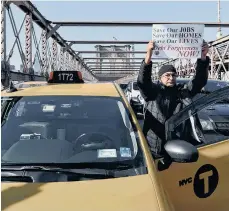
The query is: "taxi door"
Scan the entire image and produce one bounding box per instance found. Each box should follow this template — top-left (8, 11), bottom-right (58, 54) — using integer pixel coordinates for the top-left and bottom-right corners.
top-left (156, 87), bottom-right (229, 211)
top-left (157, 140), bottom-right (229, 211)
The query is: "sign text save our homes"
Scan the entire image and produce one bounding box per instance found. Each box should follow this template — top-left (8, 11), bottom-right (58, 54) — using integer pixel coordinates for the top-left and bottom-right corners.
top-left (152, 24), bottom-right (205, 59)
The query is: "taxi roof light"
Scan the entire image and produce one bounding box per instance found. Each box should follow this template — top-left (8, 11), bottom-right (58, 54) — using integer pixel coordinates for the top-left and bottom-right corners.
top-left (48, 71), bottom-right (84, 84)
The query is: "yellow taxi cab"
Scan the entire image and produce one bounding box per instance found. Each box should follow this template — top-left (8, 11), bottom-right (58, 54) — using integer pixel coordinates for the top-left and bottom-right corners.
top-left (1, 70), bottom-right (229, 211)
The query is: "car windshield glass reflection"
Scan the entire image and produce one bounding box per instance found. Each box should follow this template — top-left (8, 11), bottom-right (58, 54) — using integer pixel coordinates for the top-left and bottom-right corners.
top-left (204, 81), bottom-right (229, 92)
top-left (1, 96), bottom-right (145, 170)
top-left (176, 79), bottom-right (229, 93)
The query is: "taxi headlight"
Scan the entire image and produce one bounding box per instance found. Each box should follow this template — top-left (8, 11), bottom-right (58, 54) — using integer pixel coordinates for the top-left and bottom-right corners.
top-left (200, 119), bottom-right (214, 130)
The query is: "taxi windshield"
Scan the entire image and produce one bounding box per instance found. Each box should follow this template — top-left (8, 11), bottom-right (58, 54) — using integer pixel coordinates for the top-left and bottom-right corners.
top-left (1, 96), bottom-right (145, 168)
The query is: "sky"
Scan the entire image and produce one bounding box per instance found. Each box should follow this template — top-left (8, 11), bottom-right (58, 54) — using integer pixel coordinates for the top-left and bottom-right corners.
top-left (4, 1), bottom-right (229, 71)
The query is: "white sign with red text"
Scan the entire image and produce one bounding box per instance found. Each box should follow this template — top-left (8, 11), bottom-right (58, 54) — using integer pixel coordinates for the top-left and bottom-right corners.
top-left (152, 24), bottom-right (204, 59)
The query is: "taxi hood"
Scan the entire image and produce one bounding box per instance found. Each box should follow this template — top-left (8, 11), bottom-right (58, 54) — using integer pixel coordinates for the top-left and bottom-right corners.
top-left (1, 174), bottom-right (163, 211)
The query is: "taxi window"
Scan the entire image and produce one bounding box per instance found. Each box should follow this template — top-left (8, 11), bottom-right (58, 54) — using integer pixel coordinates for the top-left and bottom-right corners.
top-left (204, 80), bottom-right (229, 92)
top-left (176, 79), bottom-right (229, 93)
top-left (119, 84), bottom-right (128, 90)
top-left (133, 82), bottom-right (139, 90)
top-left (169, 90), bottom-right (229, 148)
top-left (1, 96), bottom-right (146, 174)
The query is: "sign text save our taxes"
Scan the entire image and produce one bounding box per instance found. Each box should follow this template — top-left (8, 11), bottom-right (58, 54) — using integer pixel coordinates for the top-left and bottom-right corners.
top-left (152, 24), bottom-right (204, 59)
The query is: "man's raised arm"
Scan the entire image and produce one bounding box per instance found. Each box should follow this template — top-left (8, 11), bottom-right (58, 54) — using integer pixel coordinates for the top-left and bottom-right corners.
top-left (137, 41), bottom-right (159, 101)
top-left (186, 40), bottom-right (210, 96)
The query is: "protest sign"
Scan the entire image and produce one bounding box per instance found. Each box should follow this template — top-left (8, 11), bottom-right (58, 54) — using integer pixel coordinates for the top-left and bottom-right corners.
top-left (152, 24), bottom-right (204, 59)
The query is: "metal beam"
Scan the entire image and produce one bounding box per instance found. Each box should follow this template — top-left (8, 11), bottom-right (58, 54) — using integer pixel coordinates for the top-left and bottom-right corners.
top-left (90, 66), bottom-right (140, 68)
top-left (1, 71), bottom-right (46, 82)
top-left (91, 68), bottom-right (139, 70)
top-left (96, 76), bottom-right (135, 78)
top-left (76, 51), bottom-right (146, 54)
top-left (12, 2), bottom-right (76, 56)
top-left (68, 40), bottom-right (148, 44)
top-left (93, 75), bottom-right (137, 77)
top-left (86, 62), bottom-right (142, 64)
top-left (89, 66), bottom-right (140, 68)
top-left (63, 42), bottom-right (74, 53)
top-left (12, 1), bottom-right (97, 80)
top-left (92, 71), bottom-right (138, 73)
top-left (87, 64), bottom-right (143, 66)
top-left (7, 6), bottom-right (27, 72)
top-left (215, 59), bottom-right (229, 64)
top-left (93, 71), bottom-right (136, 77)
top-left (67, 36), bottom-right (229, 45)
top-left (209, 35), bottom-right (229, 46)
top-left (51, 21), bottom-right (229, 27)
top-left (83, 57), bottom-right (164, 60)
top-left (46, 24), bottom-right (61, 39)
top-left (92, 71), bottom-right (139, 73)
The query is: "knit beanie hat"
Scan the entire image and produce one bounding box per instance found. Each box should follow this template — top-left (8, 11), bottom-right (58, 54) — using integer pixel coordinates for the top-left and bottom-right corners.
top-left (158, 65), bottom-right (177, 78)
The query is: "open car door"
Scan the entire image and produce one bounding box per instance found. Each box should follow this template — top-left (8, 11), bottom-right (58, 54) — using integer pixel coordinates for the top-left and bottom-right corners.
top-left (156, 86), bottom-right (229, 211)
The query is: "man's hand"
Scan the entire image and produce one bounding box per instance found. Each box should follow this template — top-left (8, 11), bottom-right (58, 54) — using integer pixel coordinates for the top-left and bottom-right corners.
top-left (201, 40), bottom-right (209, 60)
top-left (145, 41), bottom-right (155, 64)
top-left (147, 40), bottom-right (155, 52)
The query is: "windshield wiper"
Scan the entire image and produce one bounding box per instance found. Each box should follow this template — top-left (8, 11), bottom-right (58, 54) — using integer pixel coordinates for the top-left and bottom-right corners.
top-left (1, 165), bottom-right (116, 178)
top-left (2, 161), bottom-right (135, 170)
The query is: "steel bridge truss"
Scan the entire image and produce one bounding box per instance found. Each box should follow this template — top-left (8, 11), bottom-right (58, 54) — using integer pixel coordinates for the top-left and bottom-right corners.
top-left (115, 35), bottom-right (229, 84)
top-left (1, 1), bottom-right (98, 87)
top-left (50, 20), bottom-right (229, 82)
top-left (1, 1), bottom-right (229, 85)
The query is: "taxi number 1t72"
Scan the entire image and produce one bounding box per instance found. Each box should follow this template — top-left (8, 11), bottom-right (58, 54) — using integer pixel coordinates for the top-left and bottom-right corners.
top-left (58, 73), bottom-right (73, 81)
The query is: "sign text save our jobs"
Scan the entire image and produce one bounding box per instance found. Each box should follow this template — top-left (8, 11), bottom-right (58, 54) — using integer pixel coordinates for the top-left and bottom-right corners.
top-left (151, 24), bottom-right (205, 59)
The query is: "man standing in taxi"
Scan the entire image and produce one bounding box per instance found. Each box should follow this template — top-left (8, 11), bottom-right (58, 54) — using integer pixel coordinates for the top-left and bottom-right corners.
top-left (137, 40), bottom-right (209, 158)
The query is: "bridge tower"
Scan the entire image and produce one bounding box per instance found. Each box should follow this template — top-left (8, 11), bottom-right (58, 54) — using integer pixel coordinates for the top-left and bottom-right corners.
top-left (94, 41), bottom-right (136, 80)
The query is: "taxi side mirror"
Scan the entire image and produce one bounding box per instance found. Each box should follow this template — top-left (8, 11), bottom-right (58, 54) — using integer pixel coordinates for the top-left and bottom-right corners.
top-left (164, 140), bottom-right (199, 163)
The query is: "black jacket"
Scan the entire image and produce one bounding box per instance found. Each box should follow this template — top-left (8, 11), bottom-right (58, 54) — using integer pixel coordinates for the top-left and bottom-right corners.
top-left (137, 57), bottom-right (210, 158)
